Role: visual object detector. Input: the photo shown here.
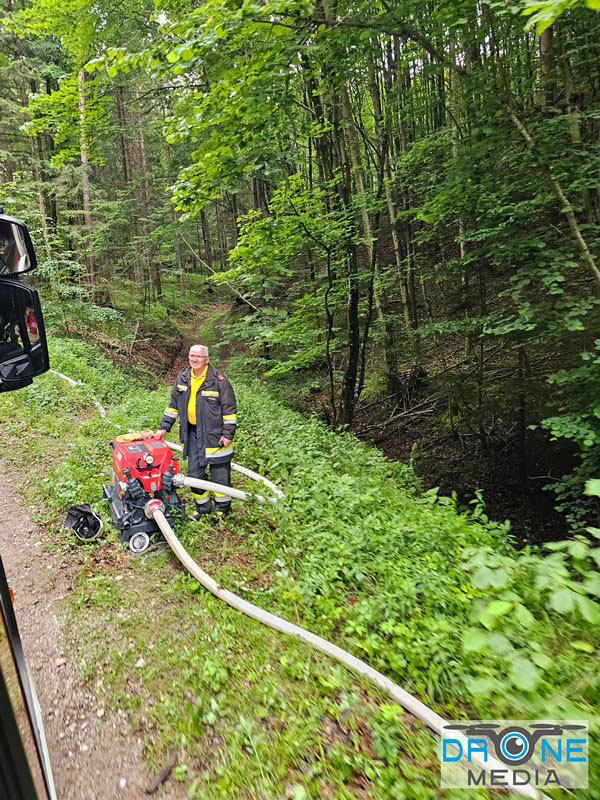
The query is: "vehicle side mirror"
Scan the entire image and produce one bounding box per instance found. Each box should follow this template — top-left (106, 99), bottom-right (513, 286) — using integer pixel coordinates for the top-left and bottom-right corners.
top-left (0, 215), bottom-right (37, 276)
top-left (0, 279), bottom-right (49, 392)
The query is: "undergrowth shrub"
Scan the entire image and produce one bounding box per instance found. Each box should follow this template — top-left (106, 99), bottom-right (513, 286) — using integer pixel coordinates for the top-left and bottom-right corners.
top-left (0, 336), bottom-right (597, 794)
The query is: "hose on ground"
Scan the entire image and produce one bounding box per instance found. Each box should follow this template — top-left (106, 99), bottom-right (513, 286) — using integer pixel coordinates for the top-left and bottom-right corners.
top-left (47, 370), bottom-right (549, 796)
top-left (166, 440), bottom-right (285, 501)
top-left (149, 505), bottom-right (546, 800)
top-left (173, 473), bottom-right (274, 505)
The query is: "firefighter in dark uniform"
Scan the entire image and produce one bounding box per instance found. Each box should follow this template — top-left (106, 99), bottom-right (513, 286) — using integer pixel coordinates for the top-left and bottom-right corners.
top-left (156, 344), bottom-right (237, 518)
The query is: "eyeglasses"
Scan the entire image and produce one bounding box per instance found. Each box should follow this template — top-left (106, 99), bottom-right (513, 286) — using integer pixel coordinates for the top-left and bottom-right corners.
top-left (189, 355), bottom-right (208, 360)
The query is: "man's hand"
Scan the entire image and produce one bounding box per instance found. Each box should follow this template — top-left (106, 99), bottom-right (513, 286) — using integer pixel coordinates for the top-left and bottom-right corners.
top-left (155, 429), bottom-right (167, 439)
top-left (220, 436), bottom-right (232, 447)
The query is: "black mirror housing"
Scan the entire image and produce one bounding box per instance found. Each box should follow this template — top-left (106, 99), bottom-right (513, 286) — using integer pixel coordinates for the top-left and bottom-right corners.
top-left (0, 278), bottom-right (49, 392)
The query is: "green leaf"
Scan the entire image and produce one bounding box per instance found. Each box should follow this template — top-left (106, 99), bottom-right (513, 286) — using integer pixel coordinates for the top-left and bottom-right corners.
top-left (166, 50), bottom-right (181, 63)
top-left (488, 633), bottom-right (511, 654)
top-left (568, 540), bottom-right (589, 560)
top-left (545, 540), bottom-right (570, 551)
top-left (470, 676), bottom-right (501, 695)
top-left (583, 574), bottom-right (600, 596)
top-left (509, 656), bottom-right (540, 691)
top-left (478, 600), bottom-right (513, 630)
top-left (463, 628), bottom-right (488, 653)
top-left (514, 603), bottom-right (535, 628)
top-left (575, 595), bottom-right (600, 624)
top-left (549, 588), bottom-right (574, 614)
top-left (584, 479), bottom-right (600, 497)
top-left (486, 600), bottom-right (513, 617)
top-left (570, 640), bottom-right (594, 653)
top-left (531, 651), bottom-right (552, 670)
top-left (471, 566), bottom-right (495, 588)
top-left (585, 0), bottom-right (600, 9)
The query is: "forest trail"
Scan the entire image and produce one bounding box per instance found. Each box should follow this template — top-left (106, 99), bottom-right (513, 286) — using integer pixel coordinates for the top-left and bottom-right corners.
top-left (0, 460), bottom-right (186, 800)
top-left (164, 301), bottom-right (232, 384)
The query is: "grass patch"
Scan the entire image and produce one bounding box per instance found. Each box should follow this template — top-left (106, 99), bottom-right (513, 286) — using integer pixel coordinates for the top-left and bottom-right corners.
top-left (1, 333), bottom-right (598, 797)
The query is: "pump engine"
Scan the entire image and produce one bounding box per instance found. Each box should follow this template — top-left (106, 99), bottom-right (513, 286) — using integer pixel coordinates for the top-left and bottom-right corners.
top-left (102, 431), bottom-right (185, 553)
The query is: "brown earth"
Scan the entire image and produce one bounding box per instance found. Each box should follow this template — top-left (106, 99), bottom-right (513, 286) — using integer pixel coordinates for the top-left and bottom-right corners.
top-left (0, 467), bottom-right (186, 799)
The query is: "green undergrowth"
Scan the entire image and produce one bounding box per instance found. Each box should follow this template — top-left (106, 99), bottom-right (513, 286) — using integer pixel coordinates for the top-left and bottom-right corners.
top-left (38, 272), bottom-right (218, 382)
top-left (0, 335), bottom-right (598, 798)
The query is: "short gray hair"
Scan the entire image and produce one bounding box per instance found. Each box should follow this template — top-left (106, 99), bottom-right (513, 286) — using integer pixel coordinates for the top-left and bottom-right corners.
top-left (189, 344), bottom-right (209, 357)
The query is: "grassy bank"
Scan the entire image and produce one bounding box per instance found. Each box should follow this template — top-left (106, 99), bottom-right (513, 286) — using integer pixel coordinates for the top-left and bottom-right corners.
top-left (1, 335), bottom-right (598, 798)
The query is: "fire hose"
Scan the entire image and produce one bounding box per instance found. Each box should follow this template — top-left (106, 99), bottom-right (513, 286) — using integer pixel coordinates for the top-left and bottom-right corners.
top-left (48, 369), bottom-right (548, 797)
top-left (143, 496), bottom-right (546, 800)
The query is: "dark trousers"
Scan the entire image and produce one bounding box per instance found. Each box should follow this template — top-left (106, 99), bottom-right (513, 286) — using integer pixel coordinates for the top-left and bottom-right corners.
top-left (187, 425), bottom-right (232, 511)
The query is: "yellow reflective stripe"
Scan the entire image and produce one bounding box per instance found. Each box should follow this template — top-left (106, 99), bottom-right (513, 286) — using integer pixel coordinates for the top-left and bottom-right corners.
top-left (205, 446), bottom-right (233, 457)
top-left (177, 384), bottom-right (187, 391)
top-left (194, 491), bottom-right (210, 500)
top-left (164, 407), bottom-right (179, 417)
top-left (223, 414), bottom-right (237, 422)
top-left (201, 390), bottom-right (219, 397)
top-left (213, 492), bottom-right (227, 498)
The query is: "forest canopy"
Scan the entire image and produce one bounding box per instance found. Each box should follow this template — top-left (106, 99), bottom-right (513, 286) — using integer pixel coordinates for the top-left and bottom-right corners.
top-left (1, 0), bottom-right (599, 534)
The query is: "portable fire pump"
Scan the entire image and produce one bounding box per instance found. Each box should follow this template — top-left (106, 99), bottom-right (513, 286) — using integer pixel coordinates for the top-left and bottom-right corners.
top-left (102, 431), bottom-right (185, 553)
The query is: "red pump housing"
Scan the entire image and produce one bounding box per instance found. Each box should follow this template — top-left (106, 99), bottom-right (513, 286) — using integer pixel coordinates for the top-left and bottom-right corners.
top-left (111, 434), bottom-right (180, 496)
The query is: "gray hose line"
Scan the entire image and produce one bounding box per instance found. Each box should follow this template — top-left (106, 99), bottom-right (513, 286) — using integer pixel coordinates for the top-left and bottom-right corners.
top-left (174, 474), bottom-right (270, 504)
top-left (151, 507), bottom-right (545, 800)
top-left (166, 441), bottom-right (285, 500)
top-left (50, 369), bottom-right (107, 417)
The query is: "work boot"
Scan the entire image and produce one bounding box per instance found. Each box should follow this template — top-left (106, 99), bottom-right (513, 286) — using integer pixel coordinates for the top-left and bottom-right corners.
top-left (192, 498), bottom-right (213, 521)
top-left (213, 505), bottom-right (231, 522)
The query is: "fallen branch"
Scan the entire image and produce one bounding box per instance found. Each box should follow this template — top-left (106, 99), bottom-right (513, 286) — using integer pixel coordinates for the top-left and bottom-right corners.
top-left (144, 751), bottom-right (178, 795)
top-left (356, 394), bottom-right (438, 434)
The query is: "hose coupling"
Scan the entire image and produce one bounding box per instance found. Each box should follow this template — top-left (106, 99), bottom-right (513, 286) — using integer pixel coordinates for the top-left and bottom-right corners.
top-left (172, 473), bottom-right (185, 488)
top-left (144, 498), bottom-right (165, 519)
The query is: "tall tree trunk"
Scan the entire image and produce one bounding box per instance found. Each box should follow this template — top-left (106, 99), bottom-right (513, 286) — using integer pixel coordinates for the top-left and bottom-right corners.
top-left (136, 94), bottom-right (161, 299)
top-left (539, 26), bottom-right (556, 106)
top-left (78, 70), bottom-right (96, 296)
top-left (17, 78), bottom-right (51, 261)
top-left (115, 85), bottom-right (131, 185)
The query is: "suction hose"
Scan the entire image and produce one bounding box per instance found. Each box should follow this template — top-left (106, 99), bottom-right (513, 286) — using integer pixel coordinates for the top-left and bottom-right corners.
top-left (145, 500), bottom-right (546, 800)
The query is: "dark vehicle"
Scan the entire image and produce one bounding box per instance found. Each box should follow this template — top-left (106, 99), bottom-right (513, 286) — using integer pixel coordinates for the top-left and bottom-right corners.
top-left (0, 211), bottom-right (55, 799)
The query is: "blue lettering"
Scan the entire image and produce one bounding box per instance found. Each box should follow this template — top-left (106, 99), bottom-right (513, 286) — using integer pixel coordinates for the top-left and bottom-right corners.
top-left (566, 739), bottom-right (587, 763)
top-left (540, 738), bottom-right (561, 763)
top-left (442, 738), bottom-right (462, 762)
top-left (468, 739), bottom-right (489, 762)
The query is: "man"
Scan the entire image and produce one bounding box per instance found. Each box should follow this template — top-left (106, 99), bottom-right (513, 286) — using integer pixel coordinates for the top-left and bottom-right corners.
top-left (156, 344), bottom-right (237, 519)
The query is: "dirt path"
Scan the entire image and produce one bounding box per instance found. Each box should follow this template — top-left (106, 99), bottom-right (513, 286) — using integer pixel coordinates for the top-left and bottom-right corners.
top-left (0, 302), bottom-right (235, 798)
top-left (0, 462), bottom-right (183, 800)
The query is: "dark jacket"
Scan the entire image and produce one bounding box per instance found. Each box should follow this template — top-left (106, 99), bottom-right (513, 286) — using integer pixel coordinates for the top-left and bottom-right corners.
top-left (159, 364), bottom-right (237, 463)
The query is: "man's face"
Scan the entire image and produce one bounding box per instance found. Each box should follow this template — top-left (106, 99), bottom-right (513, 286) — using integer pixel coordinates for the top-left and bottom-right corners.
top-left (189, 348), bottom-right (209, 371)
